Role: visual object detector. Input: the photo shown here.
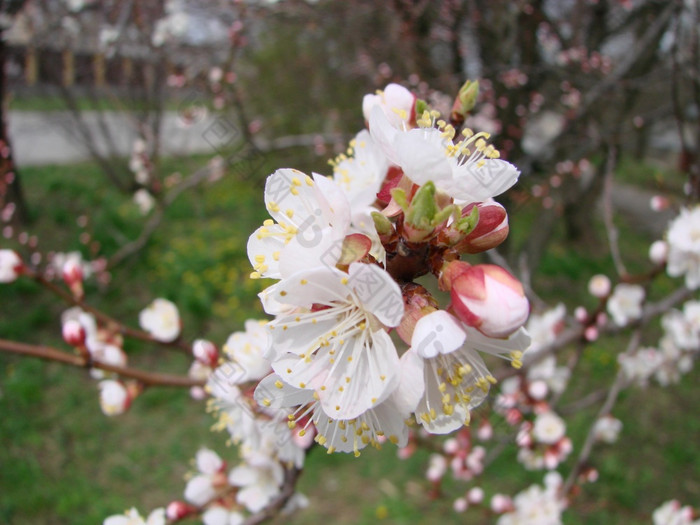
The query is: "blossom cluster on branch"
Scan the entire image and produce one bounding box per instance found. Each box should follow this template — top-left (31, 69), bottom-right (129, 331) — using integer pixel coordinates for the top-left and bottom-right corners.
top-left (1, 75), bottom-right (699, 524)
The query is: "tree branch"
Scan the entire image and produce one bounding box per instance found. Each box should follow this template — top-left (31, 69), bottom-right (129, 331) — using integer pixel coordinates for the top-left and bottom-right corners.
top-left (0, 338), bottom-right (202, 387)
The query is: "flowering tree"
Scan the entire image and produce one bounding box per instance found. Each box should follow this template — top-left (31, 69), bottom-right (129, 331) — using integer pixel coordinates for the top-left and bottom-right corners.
top-left (1, 1), bottom-right (700, 524)
top-left (2, 74), bottom-right (699, 523)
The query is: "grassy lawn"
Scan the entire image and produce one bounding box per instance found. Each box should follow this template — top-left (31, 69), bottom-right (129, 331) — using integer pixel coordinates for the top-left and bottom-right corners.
top-left (1, 155), bottom-right (698, 524)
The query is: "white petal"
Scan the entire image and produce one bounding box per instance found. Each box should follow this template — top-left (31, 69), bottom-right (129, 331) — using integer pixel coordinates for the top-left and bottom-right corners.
top-left (444, 159), bottom-right (520, 203)
top-left (391, 349), bottom-right (425, 415)
top-left (348, 262), bottom-right (404, 327)
top-left (278, 226), bottom-right (345, 277)
top-left (468, 326), bottom-right (531, 358)
top-left (254, 373), bottom-right (314, 410)
top-left (393, 128), bottom-right (453, 185)
top-left (263, 168), bottom-right (318, 225)
top-left (368, 106), bottom-right (401, 165)
top-left (411, 310), bottom-right (466, 358)
top-left (269, 267), bottom-right (350, 309)
top-left (247, 225), bottom-right (285, 279)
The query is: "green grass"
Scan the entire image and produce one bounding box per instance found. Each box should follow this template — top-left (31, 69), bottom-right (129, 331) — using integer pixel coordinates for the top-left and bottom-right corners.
top-left (1, 155), bottom-right (698, 524)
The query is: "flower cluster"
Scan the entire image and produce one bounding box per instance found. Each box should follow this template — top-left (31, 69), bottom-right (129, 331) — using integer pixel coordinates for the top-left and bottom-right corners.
top-left (246, 82), bottom-right (531, 455)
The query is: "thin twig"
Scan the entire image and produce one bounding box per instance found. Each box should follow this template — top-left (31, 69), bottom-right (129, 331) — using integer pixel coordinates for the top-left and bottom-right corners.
top-left (33, 273), bottom-right (192, 354)
top-left (601, 145), bottom-right (627, 278)
top-left (0, 338), bottom-right (202, 388)
top-left (561, 329), bottom-right (641, 495)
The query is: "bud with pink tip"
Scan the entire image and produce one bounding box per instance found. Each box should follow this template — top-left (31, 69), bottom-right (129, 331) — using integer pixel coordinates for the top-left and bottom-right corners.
top-left (0, 249), bottom-right (23, 283)
top-left (649, 240), bottom-right (668, 265)
top-left (62, 318), bottom-right (86, 347)
top-left (62, 258), bottom-right (83, 286)
top-left (454, 201), bottom-right (509, 254)
top-left (467, 487), bottom-right (485, 504)
top-left (395, 283), bottom-right (439, 344)
top-left (587, 274), bottom-right (611, 299)
top-left (490, 494), bottom-right (514, 513)
top-left (192, 339), bottom-right (218, 367)
top-left (166, 501), bottom-right (196, 521)
top-left (442, 261), bottom-right (529, 338)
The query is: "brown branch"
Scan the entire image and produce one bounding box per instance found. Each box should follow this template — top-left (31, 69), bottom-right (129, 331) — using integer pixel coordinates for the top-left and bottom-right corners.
top-left (561, 328), bottom-right (641, 496)
top-left (0, 338), bottom-right (202, 388)
top-left (32, 273), bottom-right (192, 354)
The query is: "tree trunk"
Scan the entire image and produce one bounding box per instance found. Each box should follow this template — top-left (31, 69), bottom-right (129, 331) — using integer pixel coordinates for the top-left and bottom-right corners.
top-left (0, 5), bottom-right (30, 225)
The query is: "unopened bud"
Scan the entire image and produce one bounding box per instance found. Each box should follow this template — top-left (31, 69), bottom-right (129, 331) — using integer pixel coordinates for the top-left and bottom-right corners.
top-left (454, 201), bottom-right (509, 253)
top-left (443, 261), bottom-right (529, 338)
top-left (0, 249), bottom-right (23, 283)
top-left (395, 283), bottom-right (439, 345)
top-left (62, 319), bottom-right (86, 347)
top-left (192, 339), bottom-right (218, 367)
top-left (166, 501), bottom-right (196, 521)
top-left (649, 240), bottom-right (668, 265)
top-left (62, 259), bottom-right (84, 299)
top-left (587, 274), bottom-right (611, 298)
top-left (490, 494), bottom-right (513, 514)
top-left (451, 80), bottom-right (480, 125)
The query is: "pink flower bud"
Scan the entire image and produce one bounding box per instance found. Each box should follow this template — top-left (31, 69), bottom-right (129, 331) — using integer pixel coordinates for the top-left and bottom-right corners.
top-left (649, 240), bottom-right (668, 265)
top-left (166, 501), bottom-right (195, 521)
top-left (62, 258), bottom-right (83, 286)
top-left (395, 283), bottom-right (439, 344)
top-left (587, 274), bottom-right (611, 298)
top-left (62, 319), bottom-right (86, 346)
top-left (453, 497), bottom-right (468, 512)
top-left (467, 487), bottom-right (485, 504)
top-left (192, 339), bottom-right (219, 367)
top-left (490, 494), bottom-right (513, 514)
top-left (443, 261), bottom-right (529, 338)
top-left (584, 326), bottom-right (599, 341)
top-left (0, 249), bottom-right (23, 283)
top-left (574, 306), bottom-right (588, 323)
top-left (455, 201), bottom-right (509, 254)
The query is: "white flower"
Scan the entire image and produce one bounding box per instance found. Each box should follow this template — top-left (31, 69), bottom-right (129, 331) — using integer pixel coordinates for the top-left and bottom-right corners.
top-left (229, 453), bottom-right (284, 513)
top-left (524, 304), bottom-right (566, 355)
top-left (409, 310), bottom-right (530, 434)
top-left (652, 499), bottom-right (699, 525)
top-left (196, 447), bottom-right (224, 475)
top-left (0, 249), bottom-right (23, 283)
top-left (592, 415), bottom-right (622, 444)
top-left (184, 474), bottom-right (218, 507)
top-left (426, 453), bottom-right (448, 481)
top-left (98, 380), bottom-right (130, 416)
top-left (262, 262), bottom-right (404, 420)
top-left (369, 107), bottom-right (520, 204)
top-left (202, 506), bottom-right (244, 525)
top-left (496, 472), bottom-right (566, 525)
top-left (362, 83), bottom-right (416, 128)
top-left (662, 301), bottom-right (700, 351)
top-left (254, 349), bottom-right (423, 456)
top-left (532, 411), bottom-right (566, 445)
top-left (139, 298), bottom-right (181, 342)
top-left (618, 347), bottom-right (664, 387)
top-left (222, 320), bottom-right (272, 382)
top-left (666, 206), bottom-right (700, 289)
top-left (103, 507), bottom-right (165, 525)
top-left (133, 189), bottom-right (155, 215)
top-left (526, 355), bottom-right (570, 395)
top-left (247, 169), bottom-right (351, 280)
top-left (51, 251), bottom-right (92, 280)
top-left (332, 130), bottom-right (391, 209)
top-left (607, 283), bottom-right (645, 326)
